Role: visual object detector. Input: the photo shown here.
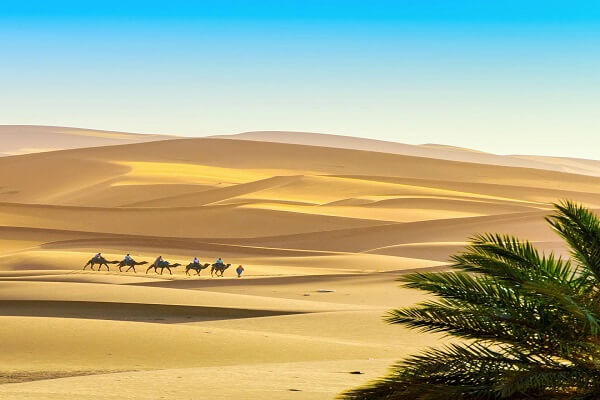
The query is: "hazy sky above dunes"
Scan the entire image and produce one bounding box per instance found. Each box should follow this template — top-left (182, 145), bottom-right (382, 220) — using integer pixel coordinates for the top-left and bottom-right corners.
top-left (1, 1), bottom-right (599, 157)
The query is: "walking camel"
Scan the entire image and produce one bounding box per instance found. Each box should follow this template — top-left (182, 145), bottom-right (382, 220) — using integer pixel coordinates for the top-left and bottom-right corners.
top-left (211, 263), bottom-right (231, 277)
top-left (83, 256), bottom-right (120, 271)
top-left (118, 259), bottom-right (148, 273)
top-left (146, 260), bottom-right (181, 275)
top-left (185, 262), bottom-right (211, 276)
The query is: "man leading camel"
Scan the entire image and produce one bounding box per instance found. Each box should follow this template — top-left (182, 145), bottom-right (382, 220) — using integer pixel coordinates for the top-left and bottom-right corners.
top-left (236, 265), bottom-right (244, 278)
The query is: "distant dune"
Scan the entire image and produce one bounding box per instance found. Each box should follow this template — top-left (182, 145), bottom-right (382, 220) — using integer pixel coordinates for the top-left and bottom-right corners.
top-left (0, 125), bottom-right (176, 156)
top-left (2, 128), bottom-right (600, 399)
top-left (212, 130), bottom-right (600, 176)
top-left (6, 126), bottom-right (600, 176)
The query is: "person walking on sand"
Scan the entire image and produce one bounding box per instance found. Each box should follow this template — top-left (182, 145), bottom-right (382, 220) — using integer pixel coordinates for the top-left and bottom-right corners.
top-left (236, 265), bottom-right (245, 278)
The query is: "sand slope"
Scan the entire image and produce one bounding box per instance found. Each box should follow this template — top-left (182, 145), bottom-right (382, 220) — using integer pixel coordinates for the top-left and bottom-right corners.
top-left (1, 133), bottom-right (599, 399)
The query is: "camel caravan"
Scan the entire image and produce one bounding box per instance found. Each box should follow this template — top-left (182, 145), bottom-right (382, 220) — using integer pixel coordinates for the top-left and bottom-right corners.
top-left (83, 253), bottom-right (242, 277)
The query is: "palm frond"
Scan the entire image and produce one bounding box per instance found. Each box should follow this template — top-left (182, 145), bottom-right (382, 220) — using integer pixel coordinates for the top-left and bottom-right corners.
top-left (340, 201), bottom-right (600, 400)
top-left (546, 200), bottom-right (600, 287)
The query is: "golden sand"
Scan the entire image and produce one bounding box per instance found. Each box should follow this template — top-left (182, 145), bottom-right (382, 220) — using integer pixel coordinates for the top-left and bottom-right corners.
top-left (1, 130), bottom-right (599, 398)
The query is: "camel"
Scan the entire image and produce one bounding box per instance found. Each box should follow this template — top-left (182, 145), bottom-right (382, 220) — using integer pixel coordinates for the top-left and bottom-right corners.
top-left (211, 263), bottom-right (231, 277)
top-left (83, 256), bottom-right (119, 271)
top-left (146, 260), bottom-right (181, 275)
top-left (185, 262), bottom-right (211, 276)
top-left (118, 259), bottom-right (148, 273)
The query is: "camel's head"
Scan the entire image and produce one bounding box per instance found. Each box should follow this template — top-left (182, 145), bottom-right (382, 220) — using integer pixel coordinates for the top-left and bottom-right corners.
top-left (139, 261), bottom-right (148, 265)
top-left (172, 263), bottom-right (181, 267)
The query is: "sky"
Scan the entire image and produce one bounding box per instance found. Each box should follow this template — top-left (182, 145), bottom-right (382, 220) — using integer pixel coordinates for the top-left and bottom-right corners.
top-left (1, 1), bottom-right (599, 157)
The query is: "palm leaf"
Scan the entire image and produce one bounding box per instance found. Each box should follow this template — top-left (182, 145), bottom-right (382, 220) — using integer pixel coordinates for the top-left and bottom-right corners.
top-left (340, 201), bottom-right (600, 400)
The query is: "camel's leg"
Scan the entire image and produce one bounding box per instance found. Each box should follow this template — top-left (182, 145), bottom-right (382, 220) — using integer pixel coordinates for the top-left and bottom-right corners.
top-left (167, 267), bottom-right (172, 275)
top-left (83, 262), bottom-right (89, 270)
top-left (185, 269), bottom-right (190, 276)
top-left (146, 265), bottom-right (153, 274)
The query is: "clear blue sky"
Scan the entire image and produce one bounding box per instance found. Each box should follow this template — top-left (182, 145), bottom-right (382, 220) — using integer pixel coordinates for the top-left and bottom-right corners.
top-left (1, 1), bottom-right (599, 157)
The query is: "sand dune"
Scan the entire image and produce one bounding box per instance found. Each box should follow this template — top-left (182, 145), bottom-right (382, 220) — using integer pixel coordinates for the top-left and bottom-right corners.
top-left (512, 154), bottom-right (600, 177)
top-left (0, 125), bottom-right (175, 157)
top-left (213, 131), bottom-right (600, 176)
top-left (218, 211), bottom-right (560, 255)
top-left (0, 358), bottom-right (396, 399)
top-left (2, 131), bottom-right (599, 398)
top-left (0, 201), bottom-right (387, 237)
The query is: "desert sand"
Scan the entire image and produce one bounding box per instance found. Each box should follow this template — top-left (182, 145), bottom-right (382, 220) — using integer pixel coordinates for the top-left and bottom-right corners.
top-left (2, 127), bottom-right (600, 399)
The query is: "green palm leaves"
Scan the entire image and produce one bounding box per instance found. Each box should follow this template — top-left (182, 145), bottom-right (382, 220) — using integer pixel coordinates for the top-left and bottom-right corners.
top-left (341, 201), bottom-right (600, 400)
